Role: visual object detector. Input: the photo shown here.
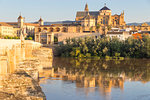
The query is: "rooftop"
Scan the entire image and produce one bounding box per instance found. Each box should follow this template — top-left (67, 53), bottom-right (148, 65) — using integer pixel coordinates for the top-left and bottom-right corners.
top-left (0, 22), bottom-right (13, 27)
top-left (100, 6), bottom-right (111, 11)
top-left (18, 15), bottom-right (23, 19)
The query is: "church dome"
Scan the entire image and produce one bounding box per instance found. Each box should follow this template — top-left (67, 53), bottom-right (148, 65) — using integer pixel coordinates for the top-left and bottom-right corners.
top-left (100, 6), bottom-right (110, 11)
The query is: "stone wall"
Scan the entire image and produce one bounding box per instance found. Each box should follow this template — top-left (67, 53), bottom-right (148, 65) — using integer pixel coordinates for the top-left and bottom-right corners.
top-left (54, 32), bottom-right (101, 43)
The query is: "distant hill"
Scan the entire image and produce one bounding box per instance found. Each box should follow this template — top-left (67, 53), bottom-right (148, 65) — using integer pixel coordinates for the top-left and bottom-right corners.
top-left (127, 22), bottom-right (150, 26)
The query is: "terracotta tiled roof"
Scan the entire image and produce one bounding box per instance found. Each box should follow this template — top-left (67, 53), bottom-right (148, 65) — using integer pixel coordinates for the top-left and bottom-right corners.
top-left (76, 11), bottom-right (99, 18)
top-left (39, 25), bottom-right (51, 27)
top-left (0, 22), bottom-right (13, 27)
top-left (83, 13), bottom-right (95, 19)
top-left (6, 22), bottom-right (18, 25)
top-left (24, 23), bottom-right (39, 26)
top-left (6, 22), bottom-right (39, 27)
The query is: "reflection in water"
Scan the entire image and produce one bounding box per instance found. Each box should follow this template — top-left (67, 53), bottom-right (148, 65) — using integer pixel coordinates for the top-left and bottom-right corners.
top-left (40, 58), bottom-right (150, 100)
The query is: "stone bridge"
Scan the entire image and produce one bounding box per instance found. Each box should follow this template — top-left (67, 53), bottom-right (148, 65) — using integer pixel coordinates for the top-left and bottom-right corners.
top-left (0, 39), bottom-right (42, 75)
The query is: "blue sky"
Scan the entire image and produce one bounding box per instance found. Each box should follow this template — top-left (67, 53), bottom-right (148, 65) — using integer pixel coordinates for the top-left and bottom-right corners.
top-left (0, 0), bottom-right (150, 23)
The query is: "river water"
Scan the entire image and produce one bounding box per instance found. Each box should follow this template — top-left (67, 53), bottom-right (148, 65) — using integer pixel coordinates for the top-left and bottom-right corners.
top-left (40, 58), bottom-right (150, 100)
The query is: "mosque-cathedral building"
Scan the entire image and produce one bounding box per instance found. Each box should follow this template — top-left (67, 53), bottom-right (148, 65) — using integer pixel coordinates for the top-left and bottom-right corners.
top-left (35, 4), bottom-right (150, 34)
top-left (35, 4), bottom-right (126, 34)
top-left (76, 3), bottom-right (126, 32)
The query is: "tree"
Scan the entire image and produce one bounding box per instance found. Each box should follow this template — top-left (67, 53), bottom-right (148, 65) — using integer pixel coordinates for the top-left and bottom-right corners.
top-left (89, 27), bottom-right (93, 33)
top-left (96, 23), bottom-right (100, 33)
top-left (28, 37), bottom-right (33, 40)
top-left (103, 47), bottom-right (108, 56)
top-left (107, 25), bottom-right (112, 31)
top-left (56, 35), bottom-right (150, 59)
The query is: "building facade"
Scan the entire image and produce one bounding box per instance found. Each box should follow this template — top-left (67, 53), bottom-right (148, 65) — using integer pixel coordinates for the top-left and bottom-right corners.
top-left (35, 30), bottom-right (54, 46)
top-left (35, 4), bottom-right (127, 35)
top-left (0, 22), bottom-right (14, 36)
top-left (0, 15), bottom-right (40, 37)
top-left (76, 3), bottom-right (126, 27)
top-left (75, 3), bottom-right (126, 34)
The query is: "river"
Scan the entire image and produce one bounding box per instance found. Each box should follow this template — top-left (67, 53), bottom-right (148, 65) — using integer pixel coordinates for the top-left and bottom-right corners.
top-left (39, 58), bottom-right (150, 100)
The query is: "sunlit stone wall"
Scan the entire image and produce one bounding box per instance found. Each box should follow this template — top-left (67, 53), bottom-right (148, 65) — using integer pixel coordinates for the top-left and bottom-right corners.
top-left (0, 39), bottom-right (42, 75)
top-left (0, 56), bottom-right (8, 74)
top-left (55, 33), bottom-right (101, 43)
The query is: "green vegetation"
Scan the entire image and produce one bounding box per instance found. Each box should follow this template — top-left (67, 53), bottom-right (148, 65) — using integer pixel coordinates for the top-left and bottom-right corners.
top-left (0, 34), bottom-right (34, 40)
top-left (96, 23), bottom-right (100, 32)
top-left (25, 35), bottom-right (34, 40)
top-left (56, 35), bottom-right (150, 59)
top-left (107, 25), bottom-right (112, 31)
top-left (54, 36), bottom-right (58, 43)
top-left (89, 27), bottom-right (93, 33)
top-left (3, 36), bottom-right (20, 39)
top-left (25, 36), bottom-right (33, 40)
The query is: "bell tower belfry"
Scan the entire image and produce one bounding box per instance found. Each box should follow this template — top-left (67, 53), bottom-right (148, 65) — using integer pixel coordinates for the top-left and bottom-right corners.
top-left (38, 17), bottom-right (44, 26)
top-left (18, 13), bottom-right (24, 28)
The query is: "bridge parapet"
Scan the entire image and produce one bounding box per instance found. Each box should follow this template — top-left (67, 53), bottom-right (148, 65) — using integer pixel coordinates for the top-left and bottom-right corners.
top-left (0, 39), bottom-right (42, 75)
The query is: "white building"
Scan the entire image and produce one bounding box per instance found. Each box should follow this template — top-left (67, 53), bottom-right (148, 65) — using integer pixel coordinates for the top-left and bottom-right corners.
top-left (107, 31), bottom-right (131, 40)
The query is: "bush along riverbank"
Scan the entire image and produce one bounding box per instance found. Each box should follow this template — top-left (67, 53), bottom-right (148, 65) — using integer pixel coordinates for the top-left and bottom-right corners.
top-left (56, 35), bottom-right (150, 59)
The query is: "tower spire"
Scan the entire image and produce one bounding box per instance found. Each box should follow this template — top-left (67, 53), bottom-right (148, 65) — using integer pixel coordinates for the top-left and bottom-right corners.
top-left (85, 3), bottom-right (89, 12)
top-left (39, 16), bottom-right (44, 26)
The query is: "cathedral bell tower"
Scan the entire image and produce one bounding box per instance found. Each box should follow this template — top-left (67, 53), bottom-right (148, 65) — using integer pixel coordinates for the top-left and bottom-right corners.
top-left (85, 3), bottom-right (89, 12)
top-left (18, 14), bottom-right (24, 28)
top-left (38, 17), bottom-right (44, 26)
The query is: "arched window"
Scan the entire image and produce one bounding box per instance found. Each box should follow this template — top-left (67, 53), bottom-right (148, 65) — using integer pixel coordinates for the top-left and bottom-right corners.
top-left (62, 27), bottom-right (67, 32)
top-left (145, 27), bottom-right (148, 31)
top-left (56, 27), bottom-right (60, 32)
top-left (106, 18), bottom-right (108, 24)
top-left (50, 27), bottom-right (54, 32)
top-left (44, 28), bottom-right (48, 31)
top-left (115, 20), bottom-right (119, 25)
top-left (38, 28), bottom-right (41, 32)
top-left (103, 19), bottom-right (105, 24)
